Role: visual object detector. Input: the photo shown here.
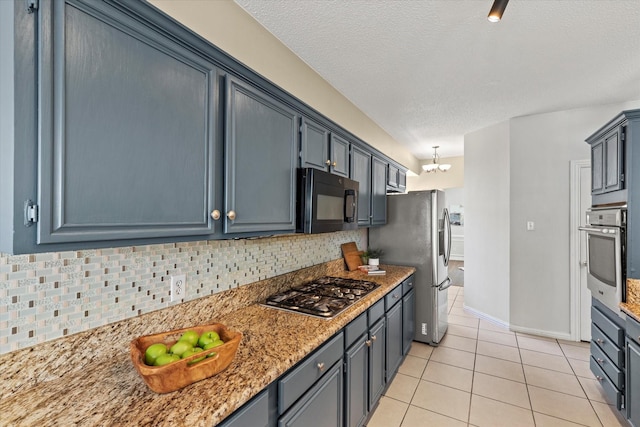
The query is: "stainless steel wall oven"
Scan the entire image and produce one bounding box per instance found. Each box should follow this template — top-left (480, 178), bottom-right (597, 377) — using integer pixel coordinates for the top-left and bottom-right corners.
top-left (580, 207), bottom-right (626, 313)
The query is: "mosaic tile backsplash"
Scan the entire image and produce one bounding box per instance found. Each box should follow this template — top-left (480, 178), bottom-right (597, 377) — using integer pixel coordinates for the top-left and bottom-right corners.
top-left (0, 229), bottom-right (367, 355)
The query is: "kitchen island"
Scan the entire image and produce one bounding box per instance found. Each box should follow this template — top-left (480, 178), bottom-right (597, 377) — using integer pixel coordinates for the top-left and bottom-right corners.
top-left (0, 261), bottom-right (414, 426)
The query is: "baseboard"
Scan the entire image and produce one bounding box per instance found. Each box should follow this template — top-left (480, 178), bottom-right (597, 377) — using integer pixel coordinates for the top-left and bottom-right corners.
top-left (461, 305), bottom-right (509, 329)
top-left (509, 324), bottom-right (573, 341)
top-left (461, 305), bottom-right (574, 341)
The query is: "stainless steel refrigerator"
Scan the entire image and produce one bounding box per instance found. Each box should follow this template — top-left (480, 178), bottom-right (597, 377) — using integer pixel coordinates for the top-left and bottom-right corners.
top-left (369, 190), bottom-right (451, 345)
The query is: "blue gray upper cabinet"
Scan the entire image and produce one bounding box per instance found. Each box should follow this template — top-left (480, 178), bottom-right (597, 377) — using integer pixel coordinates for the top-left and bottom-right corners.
top-left (371, 156), bottom-right (388, 226)
top-left (351, 145), bottom-right (372, 226)
top-left (300, 118), bottom-right (349, 178)
top-left (36, 0), bottom-right (218, 244)
top-left (224, 76), bottom-right (298, 234)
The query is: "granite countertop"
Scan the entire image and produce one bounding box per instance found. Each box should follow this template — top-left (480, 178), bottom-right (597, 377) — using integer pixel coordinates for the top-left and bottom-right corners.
top-left (0, 262), bottom-right (415, 426)
top-left (621, 278), bottom-right (640, 323)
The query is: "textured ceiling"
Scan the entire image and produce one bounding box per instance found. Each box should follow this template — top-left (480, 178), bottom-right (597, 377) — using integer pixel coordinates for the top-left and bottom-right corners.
top-left (234, 0), bottom-right (640, 159)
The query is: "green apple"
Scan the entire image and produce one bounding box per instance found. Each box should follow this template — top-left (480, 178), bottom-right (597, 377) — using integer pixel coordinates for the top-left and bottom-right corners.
top-left (178, 330), bottom-right (200, 347)
top-left (182, 347), bottom-right (205, 364)
top-left (169, 340), bottom-right (192, 357)
top-left (205, 339), bottom-right (225, 349)
top-left (197, 330), bottom-right (220, 348)
top-left (154, 353), bottom-right (180, 366)
top-left (144, 343), bottom-right (168, 366)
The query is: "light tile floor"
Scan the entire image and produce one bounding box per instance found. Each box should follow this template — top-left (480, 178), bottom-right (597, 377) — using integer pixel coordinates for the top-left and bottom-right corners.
top-left (366, 286), bottom-right (629, 427)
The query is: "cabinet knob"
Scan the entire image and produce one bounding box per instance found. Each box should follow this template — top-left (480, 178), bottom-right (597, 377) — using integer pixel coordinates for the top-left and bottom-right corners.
top-left (596, 375), bottom-right (604, 382)
top-left (227, 210), bottom-right (236, 221)
top-left (365, 340), bottom-right (372, 347)
top-left (325, 160), bottom-right (331, 166)
top-left (332, 161), bottom-right (337, 167)
top-left (393, 294), bottom-right (399, 299)
top-left (317, 362), bottom-right (325, 372)
top-left (371, 335), bottom-right (377, 342)
top-left (596, 358), bottom-right (604, 365)
top-left (210, 210), bottom-right (221, 220)
top-left (596, 338), bottom-right (604, 345)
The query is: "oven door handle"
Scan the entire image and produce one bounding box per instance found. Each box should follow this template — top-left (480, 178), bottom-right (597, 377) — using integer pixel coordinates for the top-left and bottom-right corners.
top-left (578, 226), bottom-right (609, 233)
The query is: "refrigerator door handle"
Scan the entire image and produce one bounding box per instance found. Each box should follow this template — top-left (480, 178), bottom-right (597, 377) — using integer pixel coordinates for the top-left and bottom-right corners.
top-left (438, 277), bottom-right (452, 291)
top-left (443, 208), bottom-right (452, 265)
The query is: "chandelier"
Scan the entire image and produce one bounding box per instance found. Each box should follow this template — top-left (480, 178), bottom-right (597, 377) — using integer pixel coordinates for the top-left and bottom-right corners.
top-left (422, 146), bottom-right (451, 173)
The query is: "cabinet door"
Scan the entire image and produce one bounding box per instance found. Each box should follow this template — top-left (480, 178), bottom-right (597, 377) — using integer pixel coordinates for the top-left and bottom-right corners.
top-left (386, 302), bottom-right (403, 378)
top-left (398, 170), bottom-right (407, 191)
top-left (371, 157), bottom-right (388, 225)
top-left (403, 288), bottom-right (415, 356)
top-left (37, 0), bottom-right (217, 243)
top-left (604, 128), bottom-right (623, 193)
top-left (388, 165), bottom-right (399, 188)
top-left (369, 318), bottom-right (386, 408)
top-left (344, 337), bottom-right (369, 427)
top-left (628, 339), bottom-right (640, 426)
top-left (351, 145), bottom-right (372, 226)
top-left (301, 117), bottom-right (330, 172)
top-left (591, 139), bottom-right (604, 194)
top-left (279, 362), bottom-right (343, 427)
top-left (225, 76), bottom-right (298, 234)
top-left (330, 134), bottom-right (350, 178)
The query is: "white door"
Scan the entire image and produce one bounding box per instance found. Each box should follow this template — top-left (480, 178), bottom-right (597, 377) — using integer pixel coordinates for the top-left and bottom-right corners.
top-left (570, 160), bottom-right (592, 341)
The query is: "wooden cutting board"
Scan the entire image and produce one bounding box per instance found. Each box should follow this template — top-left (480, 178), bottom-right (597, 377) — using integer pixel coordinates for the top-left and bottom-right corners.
top-left (341, 242), bottom-right (363, 271)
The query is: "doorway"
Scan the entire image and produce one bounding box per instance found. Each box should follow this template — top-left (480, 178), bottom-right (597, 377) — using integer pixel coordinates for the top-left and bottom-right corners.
top-left (570, 159), bottom-right (591, 341)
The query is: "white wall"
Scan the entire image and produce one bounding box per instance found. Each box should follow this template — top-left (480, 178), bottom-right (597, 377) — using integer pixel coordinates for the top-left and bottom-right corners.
top-left (509, 101), bottom-right (640, 338)
top-left (149, 0), bottom-right (420, 174)
top-left (464, 121), bottom-right (511, 325)
top-left (465, 100), bottom-right (640, 337)
top-left (407, 156), bottom-right (464, 191)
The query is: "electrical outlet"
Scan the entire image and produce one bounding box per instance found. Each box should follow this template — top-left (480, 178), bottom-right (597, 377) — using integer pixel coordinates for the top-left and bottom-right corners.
top-left (170, 274), bottom-right (186, 302)
top-left (527, 221), bottom-right (535, 231)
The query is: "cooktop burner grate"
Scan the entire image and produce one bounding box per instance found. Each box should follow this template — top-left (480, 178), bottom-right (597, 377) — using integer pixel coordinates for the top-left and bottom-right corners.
top-left (263, 276), bottom-right (379, 318)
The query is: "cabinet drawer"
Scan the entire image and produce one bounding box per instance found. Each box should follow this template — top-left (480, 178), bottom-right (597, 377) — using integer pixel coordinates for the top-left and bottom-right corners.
top-left (345, 313), bottom-right (367, 349)
top-left (385, 285), bottom-right (402, 311)
top-left (592, 305), bottom-right (624, 347)
top-left (369, 300), bottom-right (385, 326)
top-left (590, 342), bottom-right (624, 388)
top-left (627, 315), bottom-right (640, 346)
top-left (590, 356), bottom-right (623, 409)
top-left (219, 389), bottom-right (270, 427)
top-left (591, 323), bottom-right (624, 368)
top-left (402, 276), bottom-right (414, 295)
top-left (278, 332), bottom-right (344, 414)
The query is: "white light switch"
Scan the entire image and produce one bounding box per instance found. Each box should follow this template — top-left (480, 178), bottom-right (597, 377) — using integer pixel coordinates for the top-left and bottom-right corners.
top-left (527, 221), bottom-right (535, 231)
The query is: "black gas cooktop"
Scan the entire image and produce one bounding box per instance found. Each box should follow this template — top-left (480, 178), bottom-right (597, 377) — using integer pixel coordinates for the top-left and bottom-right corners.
top-left (263, 276), bottom-right (379, 319)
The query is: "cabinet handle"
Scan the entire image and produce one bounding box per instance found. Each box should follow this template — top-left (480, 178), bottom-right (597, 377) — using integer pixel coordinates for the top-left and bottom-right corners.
top-left (596, 358), bottom-right (604, 365)
top-left (596, 375), bottom-right (604, 382)
top-left (325, 160), bottom-right (331, 166)
top-left (365, 340), bottom-right (372, 347)
top-left (317, 362), bottom-right (325, 372)
top-left (371, 335), bottom-right (377, 342)
top-left (393, 294), bottom-right (399, 299)
top-left (210, 210), bottom-right (221, 220)
top-left (596, 338), bottom-right (604, 345)
top-left (227, 210), bottom-right (236, 221)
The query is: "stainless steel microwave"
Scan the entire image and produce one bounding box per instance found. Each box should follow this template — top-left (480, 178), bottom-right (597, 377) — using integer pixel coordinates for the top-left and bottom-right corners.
top-left (296, 168), bottom-right (358, 234)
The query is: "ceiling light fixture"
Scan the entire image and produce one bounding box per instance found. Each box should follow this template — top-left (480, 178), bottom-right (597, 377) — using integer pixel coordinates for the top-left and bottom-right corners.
top-left (487, 0), bottom-right (509, 22)
top-left (422, 146), bottom-right (451, 173)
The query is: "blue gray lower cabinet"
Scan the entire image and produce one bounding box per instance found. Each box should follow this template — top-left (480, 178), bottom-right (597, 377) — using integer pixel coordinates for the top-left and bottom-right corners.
top-left (590, 301), bottom-right (625, 411)
top-left (626, 315), bottom-right (640, 427)
top-left (220, 277), bottom-right (417, 427)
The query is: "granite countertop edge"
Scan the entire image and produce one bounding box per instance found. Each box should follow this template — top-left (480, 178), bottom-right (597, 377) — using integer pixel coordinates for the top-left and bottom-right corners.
top-left (0, 263), bottom-right (415, 426)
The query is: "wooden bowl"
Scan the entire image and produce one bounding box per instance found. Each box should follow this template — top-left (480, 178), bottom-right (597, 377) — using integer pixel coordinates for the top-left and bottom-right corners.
top-left (130, 322), bottom-right (242, 394)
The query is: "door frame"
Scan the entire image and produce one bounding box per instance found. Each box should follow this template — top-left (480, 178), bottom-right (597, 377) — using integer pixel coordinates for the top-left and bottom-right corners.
top-left (569, 159), bottom-right (590, 341)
